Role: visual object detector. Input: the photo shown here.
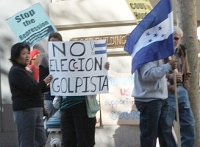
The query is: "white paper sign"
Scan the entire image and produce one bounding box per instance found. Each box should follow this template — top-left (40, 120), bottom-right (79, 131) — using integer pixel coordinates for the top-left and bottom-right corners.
top-left (48, 40), bottom-right (109, 96)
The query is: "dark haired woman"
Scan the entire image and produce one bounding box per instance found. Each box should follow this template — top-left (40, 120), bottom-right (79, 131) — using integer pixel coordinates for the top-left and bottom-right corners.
top-left (8, 43), bottom-right (52, 147)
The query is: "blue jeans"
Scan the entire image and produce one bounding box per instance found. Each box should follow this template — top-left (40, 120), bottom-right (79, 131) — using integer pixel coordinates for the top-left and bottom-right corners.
top-left (167, 86), bottom-right (195, 147)
top-left (60, 103), bottom-right (96, 147)
top-left (13, 108), bottom-right (46, 147)
top-left (135, 99), bottom-right (176, 147)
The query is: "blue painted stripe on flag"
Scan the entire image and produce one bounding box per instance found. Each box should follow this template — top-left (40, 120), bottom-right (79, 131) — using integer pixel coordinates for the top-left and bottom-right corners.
top-left (95, 50), bottom-right (107, 54)
top-left (94, 43), bottom-right (106, 48)
top-left (131, 34), bottom-right (173, 73)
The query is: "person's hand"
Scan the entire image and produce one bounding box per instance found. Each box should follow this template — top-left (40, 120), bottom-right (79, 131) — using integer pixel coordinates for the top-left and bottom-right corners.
top-left (169, 60), bottom-right (178, 70)
top-left (175, 72), bottom-right (182, 82)
top-left (105, 62), bottom-right (110, 70)
top-left (43, 75), bottom-right (53, 85)
top-left (43, 106), bottom-right (49, 117)
top-left (168, 85), bottom-right (175, 94)
top-left (168, 72), bottom-right (182, 82)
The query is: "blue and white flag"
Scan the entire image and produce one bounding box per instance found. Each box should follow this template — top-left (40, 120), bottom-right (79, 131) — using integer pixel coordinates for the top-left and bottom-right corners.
top-left (90, 40), bottom-right (107, 55)
top-left (124, 0), bottom-right (174, 73)
top-left (94, 42), bottom-right (107, 54)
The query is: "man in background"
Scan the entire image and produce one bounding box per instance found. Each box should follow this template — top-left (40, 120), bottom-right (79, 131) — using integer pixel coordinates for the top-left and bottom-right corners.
top-left (166, 26), bottom-right (195, 147)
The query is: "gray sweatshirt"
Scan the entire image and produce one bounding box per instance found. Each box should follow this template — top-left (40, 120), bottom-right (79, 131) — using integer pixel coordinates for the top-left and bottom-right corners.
top-left (133, 60), bottom-right (172, 102)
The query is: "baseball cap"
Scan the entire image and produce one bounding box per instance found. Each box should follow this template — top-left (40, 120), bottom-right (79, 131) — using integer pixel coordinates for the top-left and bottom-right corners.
top-left (30, 49), bottom-right (40, 60)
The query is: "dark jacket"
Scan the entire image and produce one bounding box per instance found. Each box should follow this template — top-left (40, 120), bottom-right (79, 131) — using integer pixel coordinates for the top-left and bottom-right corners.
top-left (8, 63), bottom-right (48, 111)
top-left (39, 53), bottom-right (54, 100)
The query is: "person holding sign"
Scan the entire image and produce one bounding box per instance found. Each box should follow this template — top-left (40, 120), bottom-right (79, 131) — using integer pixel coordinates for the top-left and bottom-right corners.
top-left (8, 43), bottom-right (52, 147)
top-left (39, 32), bottom-right (62, 118)
top-left (60, 62), bottom-right (109, 147)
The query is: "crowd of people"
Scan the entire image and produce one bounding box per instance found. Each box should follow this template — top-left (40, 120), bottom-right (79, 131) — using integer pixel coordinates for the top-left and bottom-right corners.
top-left (8, 32), bottom-right (109, 147)
top-left (8, 26), bottom-right (196, 147)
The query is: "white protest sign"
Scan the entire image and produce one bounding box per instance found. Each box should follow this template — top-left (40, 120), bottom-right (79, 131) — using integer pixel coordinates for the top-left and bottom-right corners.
top-left (100, 73), bottom-right (140, 125)
top-left (48, 40), bottom-right (109, 96)
top-left (6, 3), bottom-right (57, 47)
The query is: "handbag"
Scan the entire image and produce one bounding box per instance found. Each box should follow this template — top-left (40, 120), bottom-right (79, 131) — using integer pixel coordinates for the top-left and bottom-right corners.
top-left (85, 95), bottom-right (100, 118)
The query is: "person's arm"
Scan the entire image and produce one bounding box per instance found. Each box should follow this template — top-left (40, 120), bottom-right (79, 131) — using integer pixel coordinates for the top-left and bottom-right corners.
top-left (39, 65), bottom-right (49, 82)
top-left (139, 60), bottom-right (177, 82)
top-left (9, 67), bottom-right (49, 96)
top-left (39, 54), bottom-right (49, 82)
top-left (139, 61), bottom-right (171, 82)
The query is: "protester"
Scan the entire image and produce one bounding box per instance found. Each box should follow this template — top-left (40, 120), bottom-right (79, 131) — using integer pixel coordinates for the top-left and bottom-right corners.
top-left (132, 57), bottom-right (177, 146)
top-left (26, 48), bottom-right (49, 116)
top-left (60, 62), bottom-right (110, 147)
top-left (166, 26), bottom-right (195, 147)
top-left (26, 49), bottom-right (41, 82)
top-left (8, 42), bottom-right (52, 147)
top-left (39, 32), bottom-right (62, 118)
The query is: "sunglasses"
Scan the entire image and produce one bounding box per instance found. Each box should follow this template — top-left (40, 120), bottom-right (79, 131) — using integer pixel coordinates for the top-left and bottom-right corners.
top-left (174, 37), bottom-right (180, 41)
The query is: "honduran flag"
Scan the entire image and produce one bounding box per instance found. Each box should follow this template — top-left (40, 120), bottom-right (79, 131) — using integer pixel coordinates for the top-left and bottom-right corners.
top-left (124, 0), bottom-right (174, 73)
top-left (94, 41), bottom-right (107, 54)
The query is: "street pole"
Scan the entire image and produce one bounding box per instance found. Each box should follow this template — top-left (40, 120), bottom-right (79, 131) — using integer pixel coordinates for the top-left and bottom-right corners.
top-left (0, 53), bottom-right (2, 132)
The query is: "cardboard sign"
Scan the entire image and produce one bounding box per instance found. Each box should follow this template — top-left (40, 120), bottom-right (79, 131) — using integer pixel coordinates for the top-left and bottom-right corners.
top-left (6, 3), bottom-right (57, 47)
top-left (48, 40), bottom-right (109, 96)
top-left (126, 0), bottom-right (152, 22)
top-left (100, 73), bottom-right (140, 125)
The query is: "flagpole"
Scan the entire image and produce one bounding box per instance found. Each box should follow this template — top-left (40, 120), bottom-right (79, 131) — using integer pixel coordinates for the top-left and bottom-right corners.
top-left (173, 55), bottom-right (181, 147)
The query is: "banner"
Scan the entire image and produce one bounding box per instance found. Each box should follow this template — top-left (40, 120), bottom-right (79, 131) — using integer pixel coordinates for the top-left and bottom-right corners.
top-left (126, 0), bottom-right (152, 22)
top-left (6, 3), bottom-right (57, 47)
top-left (100, 73), bottom-right (140, 125)
top-left (48, 40), bottom-right (109, 96)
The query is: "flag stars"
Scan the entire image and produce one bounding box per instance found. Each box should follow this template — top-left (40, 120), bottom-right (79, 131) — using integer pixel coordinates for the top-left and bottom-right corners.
top-left (149, 39), bottom-right (153, 42)
top-left (146, 32), bottom-right (150, 36)
top-left (158, 26), bottom-right (162, 31)
top-left (154, 33), bottom-right (158, 37)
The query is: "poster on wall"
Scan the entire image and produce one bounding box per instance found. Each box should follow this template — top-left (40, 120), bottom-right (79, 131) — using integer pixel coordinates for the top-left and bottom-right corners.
top-left (100, 73), bottom-right (140, 125)
top-left (125, 0), bottom-right (152, 22)
top-left (48, 40), bottom-right (109, 96)
top-left (6, 3), bottom-right (57, 47)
